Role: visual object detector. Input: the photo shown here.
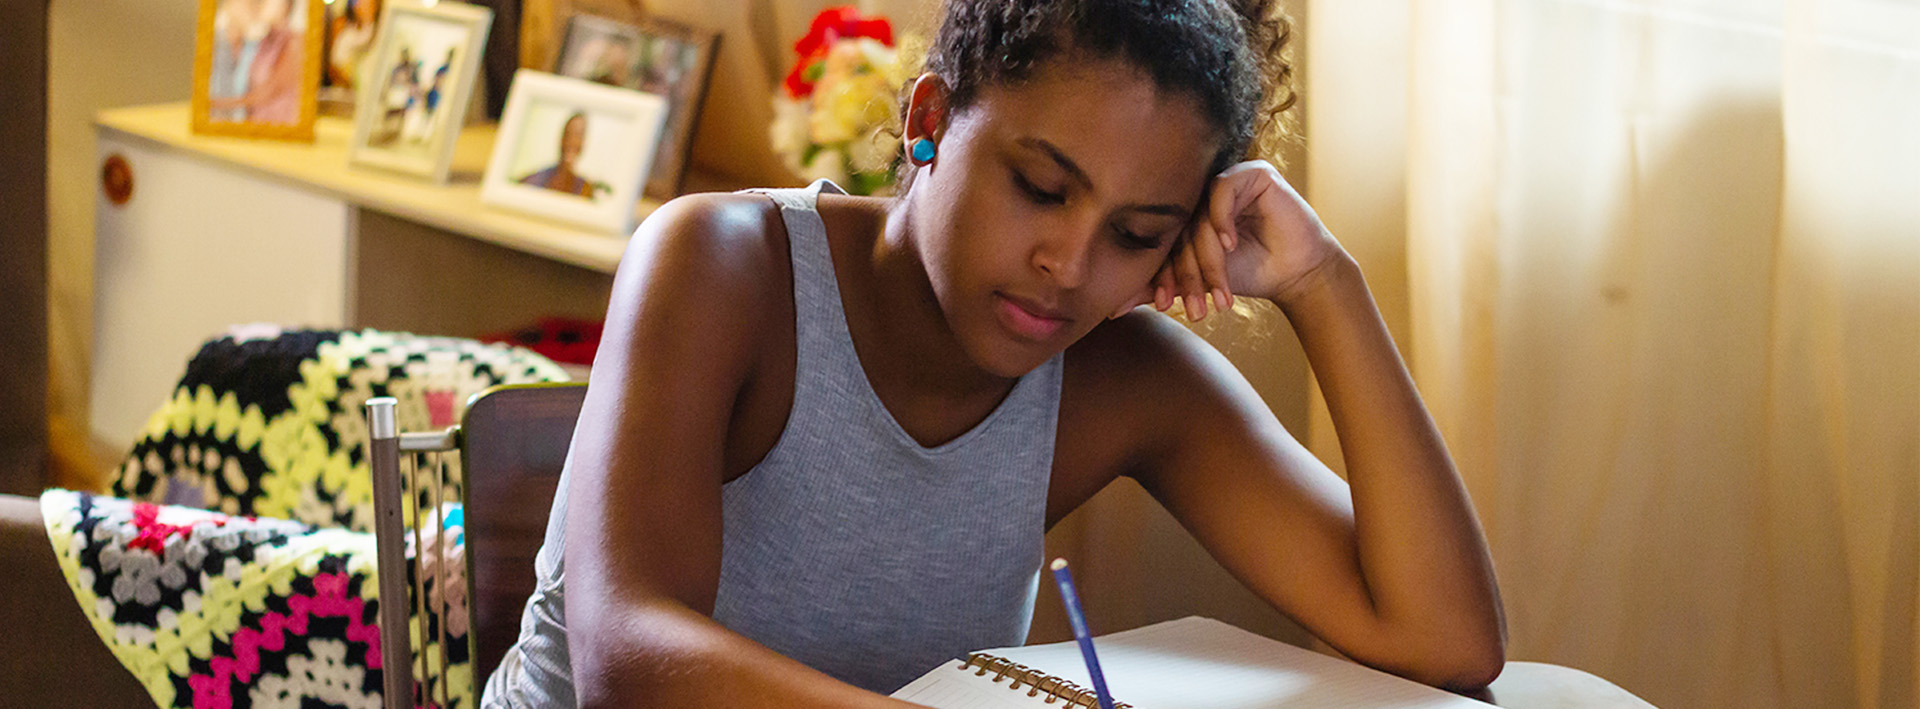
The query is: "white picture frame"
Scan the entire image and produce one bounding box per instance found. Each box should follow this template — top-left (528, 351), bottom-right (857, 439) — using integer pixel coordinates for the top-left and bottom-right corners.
top-left (346, 0), bottom-right (492, 183)
top-left (481, 70), bottom-right (668, 235)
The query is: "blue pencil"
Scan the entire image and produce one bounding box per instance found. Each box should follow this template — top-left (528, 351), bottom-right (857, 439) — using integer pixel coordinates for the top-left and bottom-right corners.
top-left (1049, 558), bottom-right (1117, 709)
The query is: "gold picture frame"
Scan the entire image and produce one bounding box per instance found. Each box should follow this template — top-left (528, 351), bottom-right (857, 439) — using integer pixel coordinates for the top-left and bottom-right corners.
top-left (191, 0), bottom-right (325, 141)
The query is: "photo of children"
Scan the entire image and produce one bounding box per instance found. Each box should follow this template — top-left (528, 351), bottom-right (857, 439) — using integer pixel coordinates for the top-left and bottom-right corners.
top-left (363, 12), bottom-right (470, 156)
top-left (205, 0), bottom-right (310, 125)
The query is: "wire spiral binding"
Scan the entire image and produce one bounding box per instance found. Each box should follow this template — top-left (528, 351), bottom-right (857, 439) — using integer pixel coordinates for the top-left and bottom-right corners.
top-left (959, 653), bottom-right (1134, 708)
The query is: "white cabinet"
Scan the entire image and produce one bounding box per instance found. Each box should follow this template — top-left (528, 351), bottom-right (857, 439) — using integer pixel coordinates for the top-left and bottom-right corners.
top-left (88, 103), bottom-right (640, 451)
top-left (90, 134), bottom-right (352, 446)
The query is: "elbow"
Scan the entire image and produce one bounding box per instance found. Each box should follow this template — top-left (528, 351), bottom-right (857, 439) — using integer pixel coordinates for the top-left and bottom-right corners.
top-left (572, 641), bottom-right (695, 709)
top-left (1399, 633), bottom-right (1506, 692)
top-left (1356, 620), bottom-right (1505, 692)
top-left (1434, 643), bottom-right (1506, 693)
top-left (1408, 594), bottom-right (1510, 692)
top-left (568, 602), bottom-right (708, 709)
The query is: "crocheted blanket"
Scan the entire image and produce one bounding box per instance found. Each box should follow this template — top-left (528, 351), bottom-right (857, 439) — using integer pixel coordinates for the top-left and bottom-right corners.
top-left (42, 489), bottom-right (472, 709)
top-left (112, 327), bottom-right (569, 533)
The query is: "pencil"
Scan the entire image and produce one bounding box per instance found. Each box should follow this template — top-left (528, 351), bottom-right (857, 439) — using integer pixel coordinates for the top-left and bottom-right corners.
top-left (1049, 558), bottom-right (1117, 709)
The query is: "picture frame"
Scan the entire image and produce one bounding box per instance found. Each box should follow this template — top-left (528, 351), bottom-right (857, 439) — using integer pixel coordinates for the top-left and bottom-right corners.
top-left (191, 0), bottom-right (326, 141)
top-left (318, 0), bottom-right (385, 109)
top-left (345, 1), bottom-right (493, 183)
top-left (481, 70), bottom-right (669, 235)
top-left (552, 13), bottom-right (719, 199)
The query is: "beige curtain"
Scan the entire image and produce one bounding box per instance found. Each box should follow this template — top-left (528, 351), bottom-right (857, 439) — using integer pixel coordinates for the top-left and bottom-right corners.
top-left (1309, 0), bottom-right (1920, 706)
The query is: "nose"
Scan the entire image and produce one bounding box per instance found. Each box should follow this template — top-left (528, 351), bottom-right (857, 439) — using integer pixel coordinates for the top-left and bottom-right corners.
top-left (1030, 222), bottom-right (1099, 290)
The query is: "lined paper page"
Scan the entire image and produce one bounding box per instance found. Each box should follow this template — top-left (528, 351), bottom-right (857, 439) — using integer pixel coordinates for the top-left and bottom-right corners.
top-left (964, 617), bottom-right (1493, 709)
top-left (892, 660), bottom-right (1057, 708)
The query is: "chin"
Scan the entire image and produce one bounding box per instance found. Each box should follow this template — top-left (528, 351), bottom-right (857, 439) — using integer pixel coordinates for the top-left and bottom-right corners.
top-left (973, 344), bottom-right (1056, 379)
top-left (955, 311), bottom-right (1078, 379)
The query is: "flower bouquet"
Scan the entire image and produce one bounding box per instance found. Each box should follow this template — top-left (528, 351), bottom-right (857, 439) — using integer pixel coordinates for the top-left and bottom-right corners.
top-left (770, 6), bottom-right (922, 195)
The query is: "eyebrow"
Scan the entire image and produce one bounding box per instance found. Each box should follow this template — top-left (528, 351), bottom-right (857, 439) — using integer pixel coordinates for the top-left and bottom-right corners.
top-left (1015, 137), bottom-right (1193, 218)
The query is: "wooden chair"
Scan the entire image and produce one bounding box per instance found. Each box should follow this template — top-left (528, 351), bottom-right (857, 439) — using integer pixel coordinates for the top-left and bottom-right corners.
top-left (365, 383), bottom-right (587, 709)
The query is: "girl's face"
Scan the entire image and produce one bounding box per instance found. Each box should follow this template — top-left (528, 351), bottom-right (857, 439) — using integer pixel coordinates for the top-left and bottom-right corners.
top-left (908, 56), bottom-right (1219, 377)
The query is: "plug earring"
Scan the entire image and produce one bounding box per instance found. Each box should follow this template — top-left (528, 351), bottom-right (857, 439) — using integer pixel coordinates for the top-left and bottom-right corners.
top-left (910, 138), bottom-right (937, 164)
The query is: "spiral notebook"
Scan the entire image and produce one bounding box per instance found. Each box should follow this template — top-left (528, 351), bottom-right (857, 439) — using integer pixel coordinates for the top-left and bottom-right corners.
top-left (890, 616), bottom-right (1493, 708)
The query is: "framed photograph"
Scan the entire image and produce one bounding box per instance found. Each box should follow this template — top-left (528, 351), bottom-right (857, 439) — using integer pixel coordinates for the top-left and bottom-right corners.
top-left (319, 0), bottom-right (383, 106)
top-left (346, 1), bottom-right (492, 183)
top-left (552, 14), bottom-right (718, 199)
top-left (192, 0), bottom-right (325, 140)
top-left (481, 70), bottom-right (669, 234)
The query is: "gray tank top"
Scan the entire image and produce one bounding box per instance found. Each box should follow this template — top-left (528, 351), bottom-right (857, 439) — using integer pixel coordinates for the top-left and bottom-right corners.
top-left (482, 179), bottom-right (1064, 706)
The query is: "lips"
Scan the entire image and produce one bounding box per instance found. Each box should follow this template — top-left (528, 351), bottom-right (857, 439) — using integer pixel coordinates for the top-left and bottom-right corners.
top-left (994, 292), bottom-right (1070, 341)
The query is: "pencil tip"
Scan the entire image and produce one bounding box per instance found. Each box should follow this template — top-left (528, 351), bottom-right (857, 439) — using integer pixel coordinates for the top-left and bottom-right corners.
top-left (1050, 558), bottom-right (1068, 571)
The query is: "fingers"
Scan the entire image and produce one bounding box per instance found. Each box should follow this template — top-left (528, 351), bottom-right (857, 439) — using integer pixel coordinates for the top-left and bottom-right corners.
top-left (1189, 213), bottom-right (1234, 313)
top-left (1211, 175), bottom-right (1244, 252)
top-left (1211, 160), bottom-right (1285, 253)
top-left (1174, 226), bottom-right (1210, 319)
top-left (1154, 161), bottom-right (1287, 323)
top-left (1153, 261), bottom-right (1177, 311)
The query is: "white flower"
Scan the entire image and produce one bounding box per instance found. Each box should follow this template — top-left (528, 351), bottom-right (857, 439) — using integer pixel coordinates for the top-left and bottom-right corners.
top-left (770, 97), bottom-right (813, 173)
top-left (800, 148), bottom-right (851, 186)
top-left (848, 126), bottom-right (899, 175)
top-left (809, 71), bottom-right (894, 146)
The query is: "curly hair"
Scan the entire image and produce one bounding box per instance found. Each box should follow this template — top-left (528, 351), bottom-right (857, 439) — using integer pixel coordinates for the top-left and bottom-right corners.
top-left (914, 0), bottom-right (1297, 174)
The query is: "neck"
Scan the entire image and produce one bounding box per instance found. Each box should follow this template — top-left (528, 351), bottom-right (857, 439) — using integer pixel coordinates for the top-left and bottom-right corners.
top-left (842, 190), bottom-right (1013, 400)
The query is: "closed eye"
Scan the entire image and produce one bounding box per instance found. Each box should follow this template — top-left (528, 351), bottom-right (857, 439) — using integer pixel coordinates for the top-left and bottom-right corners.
top-left (1012, 170), bottom-right (1065, 206)
top-left (1113, 227), bottom-right (1161, 251)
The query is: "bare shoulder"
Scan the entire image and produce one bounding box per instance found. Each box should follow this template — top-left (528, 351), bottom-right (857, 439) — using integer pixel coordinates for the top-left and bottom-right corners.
top-left (617, 191), bottom-right (789, 301)
top-left (586, 191), bottom-right (799, 407)
top-left (1050, 310), bottom-right (1262, 520)
top-left (1063, 309), bottom-right (1249, 421)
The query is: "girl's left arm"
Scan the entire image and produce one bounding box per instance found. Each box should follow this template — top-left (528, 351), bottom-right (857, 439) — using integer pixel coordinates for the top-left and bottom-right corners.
top-left (1124, 161), bottom-right (1505, 691)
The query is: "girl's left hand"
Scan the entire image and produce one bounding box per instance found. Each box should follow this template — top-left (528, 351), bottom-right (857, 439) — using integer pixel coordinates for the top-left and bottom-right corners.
top-left (1116, 160), bottom-right (1347, 319)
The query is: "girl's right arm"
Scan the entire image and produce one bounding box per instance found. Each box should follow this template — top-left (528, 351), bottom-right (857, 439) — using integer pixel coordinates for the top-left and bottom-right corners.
top-left (562, 194), bottom-right (919, 708)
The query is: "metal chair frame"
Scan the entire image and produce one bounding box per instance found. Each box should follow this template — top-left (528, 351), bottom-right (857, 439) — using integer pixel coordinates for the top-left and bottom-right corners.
top-left (366, 397), bottom-right (465, 709)
top-left (364, 382), bottom-right (587, 709)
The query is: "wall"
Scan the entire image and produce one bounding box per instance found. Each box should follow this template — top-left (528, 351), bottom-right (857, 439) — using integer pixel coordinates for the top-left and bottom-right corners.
top-left (45, 0), bottom-right (200, 486)
top-left (1, 0), bottom-right (49, 495)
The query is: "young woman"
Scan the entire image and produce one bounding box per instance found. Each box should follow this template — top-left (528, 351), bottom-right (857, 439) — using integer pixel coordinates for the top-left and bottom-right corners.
top-left (482, 0), bottom-right (1505, 706)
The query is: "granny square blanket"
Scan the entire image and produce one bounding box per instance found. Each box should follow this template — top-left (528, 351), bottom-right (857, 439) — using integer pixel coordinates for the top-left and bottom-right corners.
top-left (110, 328), bottom-right (569, 533)
top-left (42, 489), bottom-right (473, 709)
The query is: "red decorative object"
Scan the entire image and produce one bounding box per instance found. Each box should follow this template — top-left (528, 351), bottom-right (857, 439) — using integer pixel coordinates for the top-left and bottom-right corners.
top-left (483, 316), bottom-right (604, 366)
top-left (783, 6), bottom-right (895, 99)
top-left (102, 153), bottom-right (134, 206)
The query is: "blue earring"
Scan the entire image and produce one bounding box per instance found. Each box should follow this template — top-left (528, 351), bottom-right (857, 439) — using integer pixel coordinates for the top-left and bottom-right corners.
top-left (910, 138), bottom-right (937, 164)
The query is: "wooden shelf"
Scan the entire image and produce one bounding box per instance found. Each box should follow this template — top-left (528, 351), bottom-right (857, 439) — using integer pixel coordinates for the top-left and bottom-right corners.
top-left (95, 102), bottom-right (740, 275)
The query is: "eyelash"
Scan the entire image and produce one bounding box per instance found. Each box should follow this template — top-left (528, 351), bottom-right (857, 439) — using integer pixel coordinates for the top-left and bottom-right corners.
top-left (1011, 171), bottom-right (1160, 251)
top-left (1012, 171), bottom-right (1064, 205)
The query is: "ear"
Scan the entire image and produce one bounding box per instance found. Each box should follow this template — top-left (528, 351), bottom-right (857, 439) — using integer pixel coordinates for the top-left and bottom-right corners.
top-left (902, 72), bottom-right (951, 147)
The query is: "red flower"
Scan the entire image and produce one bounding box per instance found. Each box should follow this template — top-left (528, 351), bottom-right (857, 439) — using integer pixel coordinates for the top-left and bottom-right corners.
top-left (783, 6), bottom-right (894, 99)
